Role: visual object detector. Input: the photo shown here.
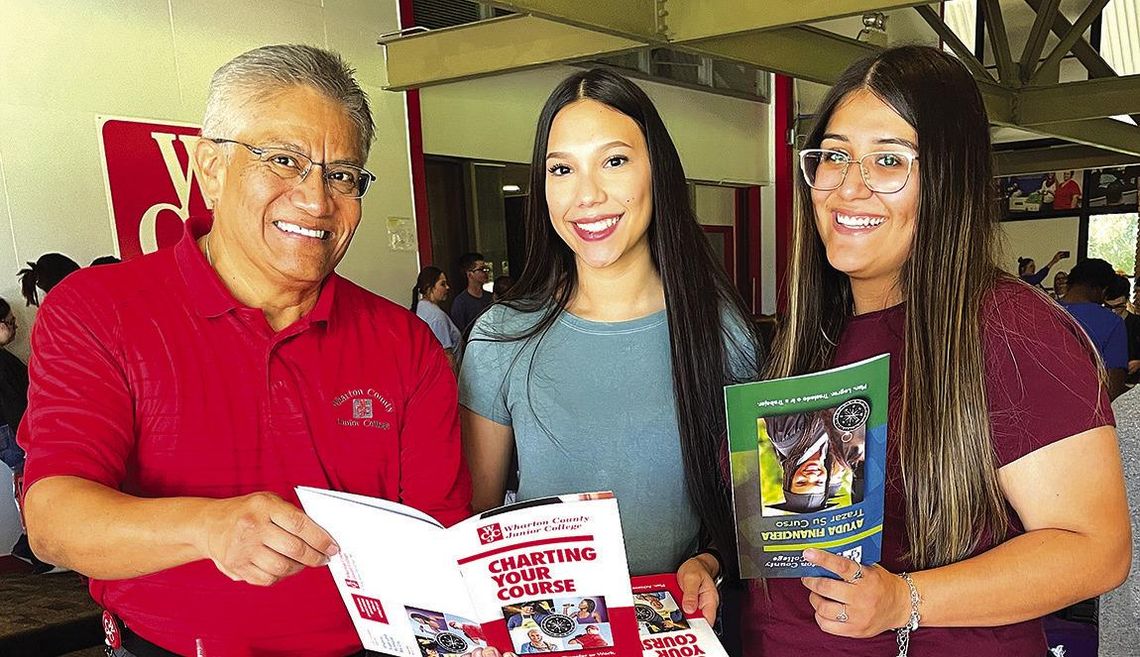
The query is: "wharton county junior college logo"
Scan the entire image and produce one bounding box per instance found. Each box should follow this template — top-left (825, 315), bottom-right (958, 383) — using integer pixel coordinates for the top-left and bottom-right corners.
top-left (333, 387), bottom-right (393, 430)
top-left (479, 523), bottom-right (504, 545)
top-left (353, 398), bottom-right (373, 419)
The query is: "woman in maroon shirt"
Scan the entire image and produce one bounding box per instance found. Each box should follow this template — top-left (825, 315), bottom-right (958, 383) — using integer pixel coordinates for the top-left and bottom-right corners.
top-left (743, 46), bottom-right (1131, 657)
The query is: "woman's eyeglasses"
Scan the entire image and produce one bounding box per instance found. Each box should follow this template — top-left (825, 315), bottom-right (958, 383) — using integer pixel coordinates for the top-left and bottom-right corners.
top-left (799, 148), bottom-right (918, 194)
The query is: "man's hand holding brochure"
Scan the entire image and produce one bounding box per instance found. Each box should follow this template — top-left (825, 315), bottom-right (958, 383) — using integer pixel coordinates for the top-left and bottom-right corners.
top-left (296, 488), bottom-right (729, 657)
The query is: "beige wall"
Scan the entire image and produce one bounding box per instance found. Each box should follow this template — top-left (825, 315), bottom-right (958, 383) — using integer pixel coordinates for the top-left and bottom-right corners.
top-left (420, 65), bottom-right (771, 185)
top-left (694, 185), bottom-right (736, 226)
top-left (998, 217), bottom-right (1082, 284)
top-left (0, 0), bottom-right (418, 364)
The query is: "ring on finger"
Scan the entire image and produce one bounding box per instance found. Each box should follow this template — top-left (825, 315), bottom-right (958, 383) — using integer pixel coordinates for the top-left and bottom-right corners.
top-left (849, 564), bottom-right (864, 582)
top-left (836, 605), bottom-right (849, 623)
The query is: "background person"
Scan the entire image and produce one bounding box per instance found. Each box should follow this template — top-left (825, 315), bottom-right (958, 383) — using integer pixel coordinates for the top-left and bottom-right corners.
top-left (19, 44), bottom-right (471, 657)
top-left (0, 296), bottom-right (55, 572)
top-left (450, 252), bottom-right (492, 332)
top-left (1105, 274), bottom-right (1140, 385)
top-left (460, 68), bottom-right (762, 627)
top-left (412, 266), bottom-right (462, 365)
top-left (748, 46), bottom-right (1129, 657)
top-left (1060, 258), bottom-right (1128, 399)
top-left (1051, 270), bottom-right (1068, 300)
top-left (1016, 250), bottom-right (1066, 287)
top-left (16, 252), bottom-right (79, 306)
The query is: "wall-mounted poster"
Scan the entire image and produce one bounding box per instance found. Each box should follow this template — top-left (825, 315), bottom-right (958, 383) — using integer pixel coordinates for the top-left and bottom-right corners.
top-left (99, 117), bottom-right (209, 260)
top-left (997, 170), bottom-right (1085, 218)
top-left (1086, 166), bottom-right (1140, 211)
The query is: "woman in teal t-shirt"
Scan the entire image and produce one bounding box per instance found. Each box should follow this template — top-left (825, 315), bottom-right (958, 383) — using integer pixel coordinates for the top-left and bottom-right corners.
top-left (459, 68), bottom-right (762, 622)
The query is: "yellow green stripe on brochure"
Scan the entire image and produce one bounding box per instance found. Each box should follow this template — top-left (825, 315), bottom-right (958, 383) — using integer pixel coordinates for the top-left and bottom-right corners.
top-left (762, 525), bottom-right (883, 552)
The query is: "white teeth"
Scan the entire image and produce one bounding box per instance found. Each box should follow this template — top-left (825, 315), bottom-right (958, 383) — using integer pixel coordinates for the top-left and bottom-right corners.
top-left (274, 221), bottom-right (329, 239)
top-left (576, 216), bottom-right (620, 233)
top-left (836, 213), bottom-right (885, 228)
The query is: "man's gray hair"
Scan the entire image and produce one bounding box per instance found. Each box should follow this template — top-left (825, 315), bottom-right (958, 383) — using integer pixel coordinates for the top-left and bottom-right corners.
top-left (202, 44), bottom-right (375, 158)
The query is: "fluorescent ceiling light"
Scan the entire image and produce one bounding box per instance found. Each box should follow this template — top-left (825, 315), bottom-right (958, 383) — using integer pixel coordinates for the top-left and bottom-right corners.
top-left (502, 184), bottom-right (521, 192)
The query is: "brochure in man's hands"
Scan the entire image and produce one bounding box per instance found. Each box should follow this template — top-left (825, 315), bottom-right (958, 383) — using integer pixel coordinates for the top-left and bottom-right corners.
top-left (724, 354), bottom-right (890, 579)
top-left (298, 488), bottom-right (727, 657)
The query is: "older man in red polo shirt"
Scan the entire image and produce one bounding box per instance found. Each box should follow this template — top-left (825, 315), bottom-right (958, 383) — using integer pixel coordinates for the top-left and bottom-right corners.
top-left (19, 45), bottom-right (470, 657)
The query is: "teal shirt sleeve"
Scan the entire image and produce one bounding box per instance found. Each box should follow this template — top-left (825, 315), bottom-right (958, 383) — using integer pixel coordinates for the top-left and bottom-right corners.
top-left (458, 306), bottom-right (516, 425)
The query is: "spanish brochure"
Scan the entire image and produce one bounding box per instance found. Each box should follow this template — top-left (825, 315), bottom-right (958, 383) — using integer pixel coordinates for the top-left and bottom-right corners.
top-left (726, 354), bottom-right (889, 579)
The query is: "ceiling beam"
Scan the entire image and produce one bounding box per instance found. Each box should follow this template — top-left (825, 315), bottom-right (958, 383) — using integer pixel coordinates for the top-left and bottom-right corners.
top-left (680, 26), bottom-right (877, 87)
top-left (980, 81), bottom-right (1016, 126)
top-left (1029, 0), bottom-right (1110, 85)
top-left (979, 0), bottom-right (1014, 84)
top-left (994, 144), bottom-right (1140, 176)
top-left (1028, 119), bottom-right (1140, 157)
top-left (914, 6), bottom-right (995, 82)
top-left (1017, 74), bottom-right (1140, 125)
top-left (489, 0), bottom-right (660, 41)
top-left (382, 15), bottom-right (643, 90)
top-left (662, 0), bottom-right (938, 42)
top-left (1020, 0), bottom-right (1140, 125)
top-left (1022, 0), bottom-right (1113, 77)
top-left (380, 0), bottom-right (1140, 157)
top-left (1019, 0), bottom-right (1061, 84)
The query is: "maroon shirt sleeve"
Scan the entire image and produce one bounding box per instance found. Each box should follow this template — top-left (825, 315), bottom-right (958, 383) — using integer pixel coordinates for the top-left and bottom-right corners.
top-left (396, 316), bottom-right (472, 527)
top-left (983, 281), bottom-right (1114, 467)
top-left (19, 276), bottom-right (135, 493)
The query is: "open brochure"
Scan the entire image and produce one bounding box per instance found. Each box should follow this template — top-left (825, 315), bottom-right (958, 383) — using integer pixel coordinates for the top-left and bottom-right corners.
top-left (631, 575), bottom-right (727, 657)
top-left (297, 488), bottom-right (642, 657)
top-left (725, 353), bottom-right (889, 578)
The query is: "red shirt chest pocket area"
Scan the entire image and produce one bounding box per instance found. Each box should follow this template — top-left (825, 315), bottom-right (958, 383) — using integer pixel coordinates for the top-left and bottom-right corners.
top-left (320, 387), bottom-right (402, 496)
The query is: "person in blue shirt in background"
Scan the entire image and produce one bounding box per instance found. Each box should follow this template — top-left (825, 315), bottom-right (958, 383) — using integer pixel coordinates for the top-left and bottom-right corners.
top-left (1060, 258), bottom-right (1128, 399)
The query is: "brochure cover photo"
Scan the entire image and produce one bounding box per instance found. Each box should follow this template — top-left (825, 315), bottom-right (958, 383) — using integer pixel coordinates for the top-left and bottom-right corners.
top-left (631, 575), bottom-right (728, 657)
top-left (725, 354), bottom-right (889, 579)
top-left (296, 488), bottom-right (639, 657)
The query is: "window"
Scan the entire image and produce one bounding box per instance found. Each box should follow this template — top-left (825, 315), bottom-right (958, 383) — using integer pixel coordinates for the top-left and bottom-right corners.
top-left (1088, 212), bottom-right (1139, 276)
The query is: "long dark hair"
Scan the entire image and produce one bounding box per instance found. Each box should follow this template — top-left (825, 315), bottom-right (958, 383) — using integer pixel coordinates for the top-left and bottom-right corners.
top-left (17, 253), bottom-right (80, 307)
top-left (411, 266), bottom-right (444, 312)
top-left (769, 45), bottom-right (1011, 569)
top-left (479, 68), bottom-right (762, 572)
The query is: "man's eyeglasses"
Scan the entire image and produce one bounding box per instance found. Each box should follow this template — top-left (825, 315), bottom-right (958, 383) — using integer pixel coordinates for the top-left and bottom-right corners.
top-left (470, 266), bottom-right (492, 273)
top-left (799, 148), bottom-right (918, 194)
top-left (209, 138), bottom-right (376, 199)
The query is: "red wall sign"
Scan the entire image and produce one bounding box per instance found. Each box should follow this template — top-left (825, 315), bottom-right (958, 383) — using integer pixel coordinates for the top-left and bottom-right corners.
top-left (98, 117), bottom-right (210, 260)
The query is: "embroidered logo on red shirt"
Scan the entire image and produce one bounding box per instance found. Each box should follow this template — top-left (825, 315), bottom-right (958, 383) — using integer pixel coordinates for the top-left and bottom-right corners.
top-left (333, 387), bottom-right (393, 430)
top-left (353, 398), bottom-right (373, 419)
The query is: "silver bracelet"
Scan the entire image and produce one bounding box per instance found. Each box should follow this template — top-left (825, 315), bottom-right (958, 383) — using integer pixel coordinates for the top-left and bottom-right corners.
top-left (894, 571), bottom-right (921, 657)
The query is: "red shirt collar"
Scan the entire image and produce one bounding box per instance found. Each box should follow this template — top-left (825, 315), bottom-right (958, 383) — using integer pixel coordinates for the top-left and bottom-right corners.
top-left (174, 216), bottom-right (338, 325)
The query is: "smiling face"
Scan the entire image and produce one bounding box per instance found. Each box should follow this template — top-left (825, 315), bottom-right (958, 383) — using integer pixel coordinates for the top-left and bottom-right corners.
top-left (527, 630), bottom-right (543, 644)
top-left (196, 84), bottom-right (364, 292)
top-left (544, 99), bottom-right (653, 273)
top-left (811, 89), bottom-right (920, 308)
